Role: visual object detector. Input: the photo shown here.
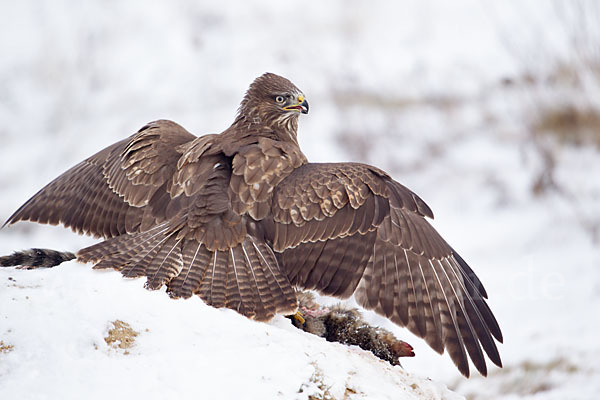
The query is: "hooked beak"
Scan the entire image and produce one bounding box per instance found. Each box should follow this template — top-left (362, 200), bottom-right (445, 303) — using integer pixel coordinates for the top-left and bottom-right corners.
top-left (284, 95), bottom-right (309, 114)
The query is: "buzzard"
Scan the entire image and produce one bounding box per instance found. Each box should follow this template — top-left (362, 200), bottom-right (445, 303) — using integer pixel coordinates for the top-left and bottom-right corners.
top-left (1, 73), bottom-right (502, 377)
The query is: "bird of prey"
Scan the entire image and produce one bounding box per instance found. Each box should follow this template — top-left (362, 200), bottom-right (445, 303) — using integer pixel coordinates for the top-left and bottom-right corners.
top-left (1, 73), bottom-right (502, 377)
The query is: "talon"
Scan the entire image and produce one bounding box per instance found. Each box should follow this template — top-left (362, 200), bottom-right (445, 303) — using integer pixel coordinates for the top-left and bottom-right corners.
top-left (293, 311), bottom-right (305, 325)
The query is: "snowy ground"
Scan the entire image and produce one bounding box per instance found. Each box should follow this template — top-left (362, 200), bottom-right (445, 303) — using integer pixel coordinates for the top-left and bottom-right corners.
top-left (1, 1), bottom-right (600, 399)
top-left (0, 254), bottom-right (460, 400)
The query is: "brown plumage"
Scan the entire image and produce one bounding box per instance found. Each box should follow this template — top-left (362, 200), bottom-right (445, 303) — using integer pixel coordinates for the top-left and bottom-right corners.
top-left (2, 73), bottom-right (502, 377)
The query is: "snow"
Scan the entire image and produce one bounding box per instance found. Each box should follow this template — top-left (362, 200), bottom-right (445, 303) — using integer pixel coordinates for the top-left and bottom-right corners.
top-left (0, 261), bottom-right (461, 400)
top-left (1, 0), bottom-right (600, 399)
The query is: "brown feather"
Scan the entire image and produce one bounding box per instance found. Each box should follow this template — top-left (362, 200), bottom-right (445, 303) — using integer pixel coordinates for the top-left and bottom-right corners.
top-left (4, 73), bottom-right (501, 378)
top-left (274, 161), bottom-right (502, 376)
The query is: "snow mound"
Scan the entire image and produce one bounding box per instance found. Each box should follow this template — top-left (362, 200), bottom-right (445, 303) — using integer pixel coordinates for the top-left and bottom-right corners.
top-left (0, 260), bottom-right (461, 400)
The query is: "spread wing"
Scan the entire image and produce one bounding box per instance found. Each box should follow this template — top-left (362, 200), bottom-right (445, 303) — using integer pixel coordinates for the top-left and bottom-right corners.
top-left (5, 120), bottom-right (196, 238)
top-left (75, 134), bottom-right (299, 322)
top-left (272, 162), bottom-right (503, 377)
top-left (5, 122), bottom-right (299, 322)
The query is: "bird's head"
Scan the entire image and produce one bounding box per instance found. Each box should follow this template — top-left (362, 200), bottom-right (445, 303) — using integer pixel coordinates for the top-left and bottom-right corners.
top-left (236, 73), bottom-right (309, 131)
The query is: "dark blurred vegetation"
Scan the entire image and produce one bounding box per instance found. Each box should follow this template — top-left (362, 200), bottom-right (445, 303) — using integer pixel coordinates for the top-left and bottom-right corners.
top-left (500, 0), bottom-right (600, 194)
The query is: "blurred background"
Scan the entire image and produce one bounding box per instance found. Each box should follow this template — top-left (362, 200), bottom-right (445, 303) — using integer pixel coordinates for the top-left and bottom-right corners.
top-left (1, 1), bottom-right (599, 398)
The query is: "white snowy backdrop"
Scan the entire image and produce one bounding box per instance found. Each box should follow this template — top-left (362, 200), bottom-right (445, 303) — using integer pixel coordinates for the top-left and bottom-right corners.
top-left (1, 1), bottom-right (599, 399)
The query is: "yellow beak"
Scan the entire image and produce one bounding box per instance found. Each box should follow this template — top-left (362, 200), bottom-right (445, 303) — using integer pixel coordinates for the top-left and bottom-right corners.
top-left (284, 95), bottom-right (309, 114)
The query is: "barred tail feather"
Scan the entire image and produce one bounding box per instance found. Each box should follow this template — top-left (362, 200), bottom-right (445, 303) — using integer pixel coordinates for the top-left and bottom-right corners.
top-left (171, 237), bottom-right (297, 321)
top-left (168, 240), bottom-right (211, 299)
top-left (77, 230), bottom-right (297, 321)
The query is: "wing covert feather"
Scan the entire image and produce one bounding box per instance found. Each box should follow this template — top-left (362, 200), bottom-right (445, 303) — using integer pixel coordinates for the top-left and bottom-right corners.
top-left (5, 120), bottom-right (196, 238)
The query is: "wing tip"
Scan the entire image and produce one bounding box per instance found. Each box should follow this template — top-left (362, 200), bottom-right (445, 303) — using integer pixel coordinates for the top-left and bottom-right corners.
top-left (3, 209), bottom-right (25, 229)
top-left (457, 360), bottom-right (471, 378)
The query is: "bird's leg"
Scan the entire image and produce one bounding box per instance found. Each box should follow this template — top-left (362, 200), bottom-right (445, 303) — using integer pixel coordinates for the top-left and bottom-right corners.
top-left (292, 311), bottom-right (306, 325)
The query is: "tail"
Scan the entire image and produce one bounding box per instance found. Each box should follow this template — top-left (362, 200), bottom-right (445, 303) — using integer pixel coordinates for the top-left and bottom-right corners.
top-left (0, 248), bottom-right (75, 269)
top-left (77, 224), bottom-right (298, 321)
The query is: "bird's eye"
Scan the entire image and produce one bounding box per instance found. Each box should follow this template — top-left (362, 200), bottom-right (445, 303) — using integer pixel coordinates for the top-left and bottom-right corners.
top-left (275, 95), bottom-right (285, 103)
